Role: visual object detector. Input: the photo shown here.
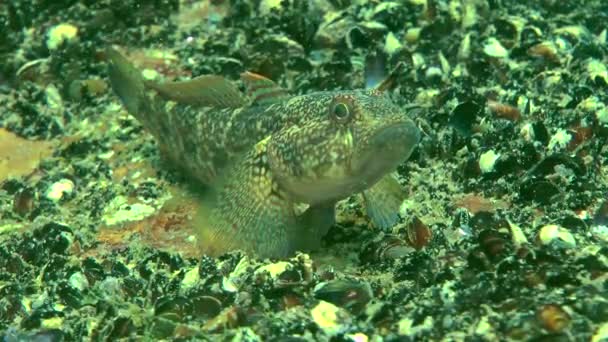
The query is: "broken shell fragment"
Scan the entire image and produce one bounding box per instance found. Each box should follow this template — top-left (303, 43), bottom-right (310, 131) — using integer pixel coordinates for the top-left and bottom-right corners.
top-left (537, 304), bottom-right (571, 333)
top-left (405, 216), bottom-right (432, 250)
top-left (487, 100), bottom-right (521, 121)
top-left (593, 200), bottom-right (608, 227)
top-left (528, 41), bottom-right (560, 63)
top-left (547, 129), bottom-right (572, 150)
top-left (47, 23), bottom-right (79, 50)
top-left (13, 186), bottom-right (36, 217)
top-left (537, 224), bottom-right (576, 248)
top-left (449, 101), bottom-right (482, 136)
top-left (508, 221), bottom-right (529, 248)
top-left (45, 178), bottom-right (75, 202)
top-left (203, 306), bottom-right (244, 333)
top-left (383, 31), bottom-right (402, 55)
top-left (457, 33), bottom-right (471, 61)
top-left (531, 121), bottom-right (550, 144)
top-left (404, 27), bottom-right (421, 44)
top-left (519, 179), bottom-right (560, 204)
top-left (254, 261), bottom-right (304, 288)
top-left (154, 294), bottom-right (222, 320)
top-left (493, 18), bottom-right (520, 48)
top-left (314, 14), bottom-right (353, 48)
top-left (360, 235), bottom-right (413, 262)
top-left (596, 107), bottom-right (608, 124)
top-left (587, 59), bottom-right (608, 85)
top-left (593, 322), bottom-right (608, 342)
top-left (479, 150), bottom-right (500, 174)
top-left (483, 38), bottom-right (509, 58)
top-left (478, 229), bottom-right (510, 260)
top-left (591, 200), bottom-right (608, 242)
top-left (310, 300), bottom-right (352, 337)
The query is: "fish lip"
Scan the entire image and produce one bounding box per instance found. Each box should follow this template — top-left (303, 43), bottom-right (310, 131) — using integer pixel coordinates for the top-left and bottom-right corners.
top-left (351, 120), bottom-right (420, 183)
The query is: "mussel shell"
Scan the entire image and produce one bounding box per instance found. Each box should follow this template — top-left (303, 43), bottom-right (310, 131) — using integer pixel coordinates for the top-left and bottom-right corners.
top-left (313, 279), bottom-right (373, 313)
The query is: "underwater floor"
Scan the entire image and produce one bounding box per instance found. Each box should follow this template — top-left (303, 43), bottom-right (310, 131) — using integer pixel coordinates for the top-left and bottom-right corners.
top-left (1, 0), bottom-right (608, 340)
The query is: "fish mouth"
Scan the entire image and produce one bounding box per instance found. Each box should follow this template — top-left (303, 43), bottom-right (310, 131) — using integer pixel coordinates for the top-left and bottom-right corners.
top-left (350, 119), bottom-right (420, 187)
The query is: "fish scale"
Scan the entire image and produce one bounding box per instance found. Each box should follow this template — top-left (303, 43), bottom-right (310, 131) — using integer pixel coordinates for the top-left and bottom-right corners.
top-left (107, 48), bottom-right (420, 258)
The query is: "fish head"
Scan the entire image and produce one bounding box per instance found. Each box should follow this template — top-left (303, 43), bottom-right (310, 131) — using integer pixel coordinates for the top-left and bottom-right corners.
top-left (267, 90), bottom-right (420, 204)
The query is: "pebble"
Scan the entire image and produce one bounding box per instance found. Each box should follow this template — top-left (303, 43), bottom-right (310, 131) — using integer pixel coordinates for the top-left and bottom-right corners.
top-left (538, 224), bottom-right (576, 248)
top-left (310, 300), bottom-right (352, 337)
top-left (45, 178), bottom-right (74, 202)
top-left (479, 150), bottom-right (500, 173)
top-left (483, 38), bottom-right (509, 58)
top-left (47, 23), bottom-right (79, 50)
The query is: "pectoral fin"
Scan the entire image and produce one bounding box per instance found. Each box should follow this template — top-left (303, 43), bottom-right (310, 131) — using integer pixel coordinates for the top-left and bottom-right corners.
top-left (294, 202), bottom-right (336, 252)
top-left (197, 138), bottom-right (298, 259)
top-left (362, 172), bottom-right (405, 230)
top-left (106, 47), bottom-right (147, 116)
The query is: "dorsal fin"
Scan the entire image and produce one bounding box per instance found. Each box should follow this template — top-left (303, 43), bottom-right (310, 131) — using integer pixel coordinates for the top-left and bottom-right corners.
top-left (146, 75), bottom-right (246, 109)
top-left (106, 47), bottom-right (146, 116)
top-left (240, 71), bottom-right (289, 106)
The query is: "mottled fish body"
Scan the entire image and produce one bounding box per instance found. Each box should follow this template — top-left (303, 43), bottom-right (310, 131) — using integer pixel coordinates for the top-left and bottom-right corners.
top-left (107, 48), bottom-right (420, 258)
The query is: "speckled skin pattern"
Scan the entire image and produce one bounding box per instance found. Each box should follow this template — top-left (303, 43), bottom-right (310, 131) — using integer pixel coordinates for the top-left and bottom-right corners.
top-left (107, 49), bottom-right (420, 258)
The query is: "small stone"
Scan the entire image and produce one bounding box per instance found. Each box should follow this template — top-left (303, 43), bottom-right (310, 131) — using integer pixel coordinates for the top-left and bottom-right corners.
top-left (596, 107), bottom-right (608, 124)
top-left (47, 23), bottom-right (79, 50)
top-left (102, 196), bottom-right (160, 225)
top-left (45, 178), bottom-right (74, 202)
top-left (254, 261), bottom-right (291, 279)
top-left (404, 27), bottom-right (421, 44)
top-left (479, 150), bottom-right (500, 173)
top-left (590, 224), bottom-right (608, 243)
top-left (384, 32), bottom-right (402, 56)
top-left (547, 129), bottom-right (572, 150)
top-left (258, 0), bottom-right (282, 15)
top-left (180, 266), bottom-right (200, 291)
top-left (99, 277), bottom-right (123, 298)
top-left (528, 41), bottom-right (559, 62)
top-left (587, 59), bottom-right (608, 84)
top-left (68, 271), bottom-right (89, 291)
top-left (579, 96), bottom-right (603, 112)
top-left (310, 300), bottom-right (352, 337)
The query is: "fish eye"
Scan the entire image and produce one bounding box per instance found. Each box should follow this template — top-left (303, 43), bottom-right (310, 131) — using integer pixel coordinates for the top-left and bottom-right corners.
top-left (332, 102), bottom-right (351, 122)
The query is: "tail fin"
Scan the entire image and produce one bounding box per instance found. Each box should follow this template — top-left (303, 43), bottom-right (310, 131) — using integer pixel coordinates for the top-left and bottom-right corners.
top-left (106, 47), bottom-right (146, 118)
